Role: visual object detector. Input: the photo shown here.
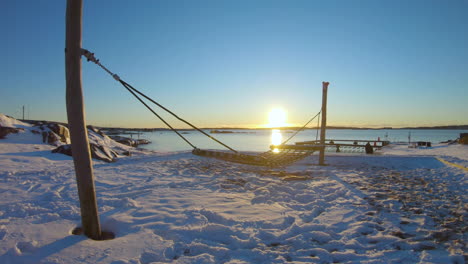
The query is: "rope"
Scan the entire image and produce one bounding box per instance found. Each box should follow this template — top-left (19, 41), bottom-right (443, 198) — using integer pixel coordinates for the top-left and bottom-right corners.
top-left (82, 49), bottom-right (121, 81)
top-left (119, 80), bottom-right (238, 153)
top-left (280, 110), bottom-right (321, 145)
top-left (120, 81), bottom-right (197, 149)
top-left (81, 49), bottom-right (238, 153)
top-left (82, 48), bottom-right (320, 154)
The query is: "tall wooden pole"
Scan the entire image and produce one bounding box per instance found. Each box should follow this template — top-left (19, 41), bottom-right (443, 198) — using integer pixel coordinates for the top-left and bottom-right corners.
top-left (319, 82), bottom-right (329, 165)
top-left (65, 0), bottom-right (102, 240)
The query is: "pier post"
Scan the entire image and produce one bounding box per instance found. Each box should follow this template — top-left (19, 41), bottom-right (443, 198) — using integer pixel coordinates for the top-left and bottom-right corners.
top-left (65, 0), bottom-right (102, 240)
top-left (319, 82), bottom-right (329, 165)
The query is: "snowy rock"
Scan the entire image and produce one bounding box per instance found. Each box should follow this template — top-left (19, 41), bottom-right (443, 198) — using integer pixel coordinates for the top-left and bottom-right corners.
top-left (0, 126), bottom-right (24, 139)
top-left (48, 123), bottom-right (70, 144)
top-left (31, 123), bottom-right (71, 146)
top-left (51, 144), bottom-right (72, 156)
top-left (49, 126), bottom-right (135, 162)
top-left (0, 113), bottom-right (133, 162)
top-left (109, 136), bottom-right (139, 147)
top-left (52, 142), bottom-right (119, 163)
top-left (109, 136), bottom-right (151, 147)
top-left (0, 114), bottom-right (28, 139)
top-left (0, 113), bottom-right (31, 128)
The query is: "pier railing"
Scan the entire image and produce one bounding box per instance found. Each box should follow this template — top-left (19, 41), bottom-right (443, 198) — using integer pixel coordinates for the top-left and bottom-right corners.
top-left (292, 139), bottom-right (390, 153)
top-left (296, 139), bottom-right (390, 147)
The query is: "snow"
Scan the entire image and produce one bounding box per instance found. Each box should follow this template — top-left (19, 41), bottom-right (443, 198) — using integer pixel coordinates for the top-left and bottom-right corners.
top-left (0, 114), bottom-right (467, 263)
top-left (0, 114), bottom-right (31, 129)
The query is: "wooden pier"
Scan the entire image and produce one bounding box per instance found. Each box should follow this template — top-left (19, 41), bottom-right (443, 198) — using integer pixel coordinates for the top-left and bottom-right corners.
top-left (271, 144), bottom-right (323, 151)
top-left (272, 139), bottom-right (391, 153)
top-left (296, 139), bottom-right (390, 147)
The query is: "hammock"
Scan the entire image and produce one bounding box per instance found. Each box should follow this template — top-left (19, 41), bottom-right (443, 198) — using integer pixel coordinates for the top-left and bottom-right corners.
top-left (81, 49), bottom-right (323, 167)
top-left (192, 144), bottom-right (321, 167)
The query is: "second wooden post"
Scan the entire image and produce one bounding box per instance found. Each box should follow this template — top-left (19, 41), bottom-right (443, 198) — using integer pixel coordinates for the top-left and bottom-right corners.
top-left (319, 82), bottom-right (329, 165)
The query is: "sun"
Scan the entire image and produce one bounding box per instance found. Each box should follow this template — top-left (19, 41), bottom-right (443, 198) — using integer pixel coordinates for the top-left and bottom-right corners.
top-left (268, 108), bottom-right (287, 128)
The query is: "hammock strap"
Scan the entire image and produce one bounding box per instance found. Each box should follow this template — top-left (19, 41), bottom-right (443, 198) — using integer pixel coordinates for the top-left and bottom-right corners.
top-left (82, 48), bottom-right (238, 153)
top-left (281, 110), bottom-right (321, 145)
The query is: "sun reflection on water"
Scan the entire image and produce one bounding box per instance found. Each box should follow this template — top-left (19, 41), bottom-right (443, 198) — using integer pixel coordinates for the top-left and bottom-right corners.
top-left (271, 129), bottom-right (282, 153)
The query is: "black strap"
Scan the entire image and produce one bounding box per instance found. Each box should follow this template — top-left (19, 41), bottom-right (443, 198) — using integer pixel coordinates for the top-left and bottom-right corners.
top-left (120, 81), bottom-right (197, 149)
top-left (119, 80), bottom-right (238, 153)
top-left (280, 111), bottom-right (321, 145)
top-left (82, 49), bottom-right (320, 154)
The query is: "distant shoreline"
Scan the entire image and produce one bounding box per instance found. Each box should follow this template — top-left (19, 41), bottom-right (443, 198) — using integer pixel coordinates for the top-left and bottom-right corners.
top-left (94, 125), bottom-right (468, 131)
top-left (18, 119), bottom-right (468, 132)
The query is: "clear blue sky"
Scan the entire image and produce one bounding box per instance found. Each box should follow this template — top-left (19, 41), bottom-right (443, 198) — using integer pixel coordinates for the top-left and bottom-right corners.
top-left (2, 0), bottom-right (467, 128)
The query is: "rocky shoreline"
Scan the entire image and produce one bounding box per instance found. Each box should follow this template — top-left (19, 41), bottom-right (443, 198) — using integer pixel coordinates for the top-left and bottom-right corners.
top-left (0, 114), bottom-right (150, 163)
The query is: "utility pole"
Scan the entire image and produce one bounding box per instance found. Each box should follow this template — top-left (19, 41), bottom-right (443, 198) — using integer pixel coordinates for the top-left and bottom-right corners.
top-left (22, 105), bottom-right (25, 120)
top-left (65, 0), bottom-right (102, 240)
top-left (319, 82), bottom-right (329, 165)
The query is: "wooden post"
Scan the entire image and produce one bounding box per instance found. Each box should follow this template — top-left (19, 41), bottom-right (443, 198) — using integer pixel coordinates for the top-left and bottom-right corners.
top-left (319, 82), bottom-right (329, 165)
top-left (65, 0), bottom-right (102, 240)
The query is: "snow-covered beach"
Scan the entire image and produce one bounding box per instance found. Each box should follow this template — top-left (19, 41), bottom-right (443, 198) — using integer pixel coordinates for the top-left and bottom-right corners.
top-left (0, 116), bottom-right (467, 263)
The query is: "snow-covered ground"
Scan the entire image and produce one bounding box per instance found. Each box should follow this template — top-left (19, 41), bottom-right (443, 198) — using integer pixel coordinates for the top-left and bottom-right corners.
top-left (0, 116), bottom-right (467, 263)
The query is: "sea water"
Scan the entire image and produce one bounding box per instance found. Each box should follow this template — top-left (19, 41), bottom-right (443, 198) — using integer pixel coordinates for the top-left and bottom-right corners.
top-left (136, 129), bottom-right (467, 153)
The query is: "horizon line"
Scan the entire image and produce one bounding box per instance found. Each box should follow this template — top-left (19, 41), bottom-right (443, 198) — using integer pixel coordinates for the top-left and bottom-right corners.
top-left (10, 116), bottom-right (468, 131)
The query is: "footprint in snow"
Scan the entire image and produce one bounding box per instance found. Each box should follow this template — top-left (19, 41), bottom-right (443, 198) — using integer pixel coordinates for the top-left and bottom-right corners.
top-left (139, 251), bottom-right (166, 264)
top-left (14, 241), bottom-right (38, 255)
top-left (0, 228), bottom-right (6, 240)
